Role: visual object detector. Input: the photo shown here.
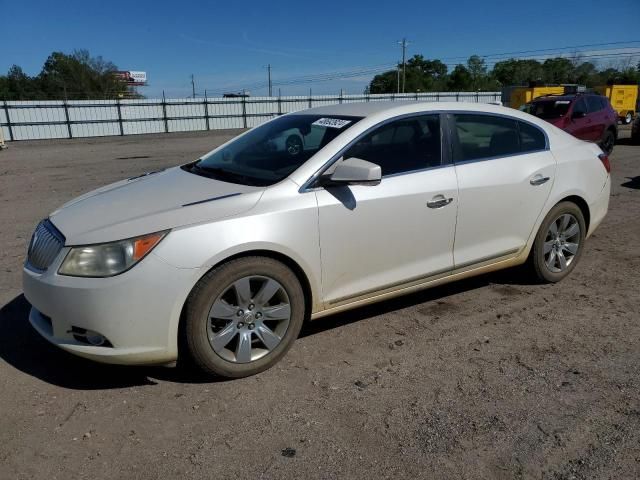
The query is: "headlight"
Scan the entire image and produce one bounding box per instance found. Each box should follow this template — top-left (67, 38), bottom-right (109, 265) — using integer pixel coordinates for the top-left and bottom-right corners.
top-left (58, 231), bottom-right (168, 277)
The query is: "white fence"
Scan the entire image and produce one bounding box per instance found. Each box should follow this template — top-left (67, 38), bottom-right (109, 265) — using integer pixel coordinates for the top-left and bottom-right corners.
top-left (0, 92), bottom-right (501, 141)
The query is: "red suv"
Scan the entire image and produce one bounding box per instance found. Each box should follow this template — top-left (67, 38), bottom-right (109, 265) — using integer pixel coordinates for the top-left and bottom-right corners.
top-left (523, 93), bottom-right (618, 154)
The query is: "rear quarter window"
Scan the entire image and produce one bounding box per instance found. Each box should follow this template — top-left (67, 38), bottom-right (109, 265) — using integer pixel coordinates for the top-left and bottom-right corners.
top-left (518, 121), bottom-right (546, 152)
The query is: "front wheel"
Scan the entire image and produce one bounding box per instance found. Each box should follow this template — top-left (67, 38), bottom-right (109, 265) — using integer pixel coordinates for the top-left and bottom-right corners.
top-left (183, 257), bottom-right (306, 378)
top-left (529, 202), bottom-right (586, 283)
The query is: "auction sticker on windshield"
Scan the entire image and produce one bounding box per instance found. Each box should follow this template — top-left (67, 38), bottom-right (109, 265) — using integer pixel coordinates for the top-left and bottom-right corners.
top-left (312, 118), bottom-right (352, 129)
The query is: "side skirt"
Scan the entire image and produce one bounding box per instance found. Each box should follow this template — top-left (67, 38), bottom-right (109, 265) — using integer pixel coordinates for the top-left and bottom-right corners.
top-left (310, 248), bottom-right (528, 321)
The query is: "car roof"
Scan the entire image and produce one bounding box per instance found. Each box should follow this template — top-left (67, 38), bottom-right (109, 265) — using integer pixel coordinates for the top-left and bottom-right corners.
top-left (299, 100), bottom-right (510, 118)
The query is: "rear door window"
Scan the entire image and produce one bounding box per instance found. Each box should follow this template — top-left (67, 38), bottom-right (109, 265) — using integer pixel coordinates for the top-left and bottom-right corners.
top-left (452, 114), bottom-right (520, 162)
top-left (586, 96), bottom-right (603, 113)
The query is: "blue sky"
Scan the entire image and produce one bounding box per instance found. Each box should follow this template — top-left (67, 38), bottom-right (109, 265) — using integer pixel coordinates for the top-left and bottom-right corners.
top-left (2, 0), bottom-right (639, 98)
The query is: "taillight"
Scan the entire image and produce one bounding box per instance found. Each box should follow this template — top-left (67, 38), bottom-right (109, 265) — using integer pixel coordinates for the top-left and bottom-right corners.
top-left (598, 153), bottom-right (611, 173)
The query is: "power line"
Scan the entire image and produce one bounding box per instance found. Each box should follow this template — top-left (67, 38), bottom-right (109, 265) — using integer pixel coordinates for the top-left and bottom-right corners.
top-left (201, 43), bottom-right (640, 95)
top-left (439, 40), bottom-right (640, 61)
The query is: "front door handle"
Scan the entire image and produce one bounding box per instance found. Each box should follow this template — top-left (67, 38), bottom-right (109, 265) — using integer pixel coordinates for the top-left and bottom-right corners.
top-left (530, 175), bottom-right (550, 186)
top-left (427, 195), bottom-right (454, 209)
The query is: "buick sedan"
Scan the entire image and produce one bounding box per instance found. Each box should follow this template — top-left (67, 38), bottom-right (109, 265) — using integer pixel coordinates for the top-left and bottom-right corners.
top-left (23, 102), bottom-right (611, 377)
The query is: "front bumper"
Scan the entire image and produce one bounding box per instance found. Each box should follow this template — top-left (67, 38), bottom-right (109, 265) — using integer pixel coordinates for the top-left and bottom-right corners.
top-left (23, 249), bottom-right (197, 366)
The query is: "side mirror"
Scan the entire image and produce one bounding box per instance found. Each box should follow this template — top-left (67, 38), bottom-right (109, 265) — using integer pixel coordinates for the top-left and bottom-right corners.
top-left (322, 157), bottom-right (381, 186)
top-left (571, 110), bottom-right (587, 120)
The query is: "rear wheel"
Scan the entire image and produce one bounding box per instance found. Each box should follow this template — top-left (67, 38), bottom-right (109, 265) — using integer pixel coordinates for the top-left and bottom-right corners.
top-left (599, 129), bottom-right (615, 155)
top-left (529, 202), bottom-right (586, 283)
top-left (184, 257), bottom-right (305, 378)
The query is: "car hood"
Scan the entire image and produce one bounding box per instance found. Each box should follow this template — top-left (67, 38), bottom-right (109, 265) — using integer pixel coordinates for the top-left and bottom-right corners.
top-left (50, 166), bottom-right (264, 245)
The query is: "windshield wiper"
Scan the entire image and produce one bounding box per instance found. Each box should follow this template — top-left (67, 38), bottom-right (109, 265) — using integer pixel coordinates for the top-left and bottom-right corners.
top-left (189, 162), bottom-right (259, 186)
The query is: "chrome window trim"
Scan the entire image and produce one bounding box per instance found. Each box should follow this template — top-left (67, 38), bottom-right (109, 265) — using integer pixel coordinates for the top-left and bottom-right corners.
top-left (299, 109), bottom-right (550, 192)
top-left (299, 111), bottom-right (447, 193)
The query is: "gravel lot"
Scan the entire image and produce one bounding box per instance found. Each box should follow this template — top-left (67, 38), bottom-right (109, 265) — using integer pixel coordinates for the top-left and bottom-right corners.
top-left (1, 128), bottom-right (639, 479)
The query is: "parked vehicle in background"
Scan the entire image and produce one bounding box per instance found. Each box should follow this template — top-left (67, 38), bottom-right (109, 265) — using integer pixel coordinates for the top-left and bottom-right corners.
top-left (631, 112), bottom-right (640, 144)
top-left (509, 85), bottom-right (565, 110)
top-left (508, 84), bottom-right (585, 110)
top-left (23, 102), bottom-right (611, 378)
top-left (595, 84), bottom-right (639, 124)
top-left (522, 93), bottom-right (618, 154)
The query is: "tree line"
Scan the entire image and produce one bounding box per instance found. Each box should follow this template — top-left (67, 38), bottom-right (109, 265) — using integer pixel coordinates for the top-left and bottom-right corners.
top-left (368, 54), bottom-right (640, 94)
top-left (0, 50), bottom-right (134, 100)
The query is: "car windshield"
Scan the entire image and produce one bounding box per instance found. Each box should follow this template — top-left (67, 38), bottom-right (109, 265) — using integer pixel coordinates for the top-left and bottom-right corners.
top-left (185, 114), bottom-right (362, 186)
top-left (522, 100), bottom-right (572, 119)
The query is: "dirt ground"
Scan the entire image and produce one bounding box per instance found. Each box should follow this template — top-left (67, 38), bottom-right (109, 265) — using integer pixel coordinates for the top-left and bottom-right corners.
top-left (0, 128), bottom-right (639, 479)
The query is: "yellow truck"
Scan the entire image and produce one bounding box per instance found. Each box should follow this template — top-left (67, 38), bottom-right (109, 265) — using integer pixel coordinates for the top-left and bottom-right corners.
top-left (595, 84), bottom-right (638, 124)
top-left (509, 86), bottom-right (568, 110)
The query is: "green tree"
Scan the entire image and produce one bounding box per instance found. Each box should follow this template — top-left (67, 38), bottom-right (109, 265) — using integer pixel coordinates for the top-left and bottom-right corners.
top-left (467, 55), bottom-right (487, 90)
top-left (541, 57), bottom-right (574, 84)
top-left (492, 59), bottom-right (544, 86)
top-left (369, 69), bottom-right (399, 94)
top-left (0, 50), bottom-right (131, 100)
top-left (448, 64), bottom-right (472, 91)
top-left (39, 50), bottom-right (128, 99)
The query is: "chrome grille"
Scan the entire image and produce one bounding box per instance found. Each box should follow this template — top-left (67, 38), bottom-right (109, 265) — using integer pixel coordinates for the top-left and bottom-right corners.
top-left (27, 220), bottom-right (65, 271)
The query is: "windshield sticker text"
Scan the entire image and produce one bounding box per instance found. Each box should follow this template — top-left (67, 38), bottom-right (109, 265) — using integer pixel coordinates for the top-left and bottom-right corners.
top-left (312, 118), bottom-right (352, 129)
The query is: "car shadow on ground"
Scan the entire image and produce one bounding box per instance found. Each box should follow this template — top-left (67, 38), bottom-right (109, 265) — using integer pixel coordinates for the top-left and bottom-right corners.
top-left (615, 137), bottom-right (638, 146)
top-left (621, 176), bottom-right (640, 190)
top-left (0, 267), bottom-right (535, 390)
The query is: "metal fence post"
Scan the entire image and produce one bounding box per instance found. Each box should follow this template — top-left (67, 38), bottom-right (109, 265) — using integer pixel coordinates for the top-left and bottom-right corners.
top-left (116, 99), bottom-right (124, 136)
top-left (241, 96), bottom-right (247, 129)
top-left (277, 92), bottom-right (282, 116)
top-left (456, 93), bottom-right (460, 102)
top-left (62, 100), bottom-right (73, 139)
top-left (3, 100), bottom-right (14, 141)
top-left (476, 91), bottom-right (480, 103)
top-left (339, 90), bottom-right (343, 104)
top-left (203, 91), bottom-right (210, 131)
top-left (161, 91), bottom-right (169, 133)
top-left (308, 88), bottom-right (312, 109)
top-left (436, 92), bottom-right (440, 102)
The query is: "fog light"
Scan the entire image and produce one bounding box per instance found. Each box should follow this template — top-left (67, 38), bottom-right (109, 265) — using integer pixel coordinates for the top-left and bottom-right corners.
top-left (69, 326), bottom-right (113, 347)
top-left (85, 331), bottom-right (106, 346)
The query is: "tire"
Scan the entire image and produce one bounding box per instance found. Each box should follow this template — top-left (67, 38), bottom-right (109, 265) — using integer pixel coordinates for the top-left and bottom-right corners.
top-left (183, 257), bottom-right (305, 378)
top-left (599, 129), bottom-right (615, 155)
top-left (285, 135), bottom-right (303, 156)
top-left (624, 112), bottom-right (633, 125)
top-left (529, 202), bottom-right (586, 283)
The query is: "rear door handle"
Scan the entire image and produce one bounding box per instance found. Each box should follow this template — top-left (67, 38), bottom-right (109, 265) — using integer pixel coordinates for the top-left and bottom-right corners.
top-left (530, 175), bottom-right (550, 186)
top-left (427, 195), bottom-right (454, 209)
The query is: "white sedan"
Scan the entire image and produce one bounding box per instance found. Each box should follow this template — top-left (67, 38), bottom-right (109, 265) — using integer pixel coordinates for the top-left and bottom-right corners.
top-left (23, 102), bottom-right (611, 378)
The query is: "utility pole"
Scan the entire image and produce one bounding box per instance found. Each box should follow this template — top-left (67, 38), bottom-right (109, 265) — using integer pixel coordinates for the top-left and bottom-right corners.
top-left (191, 74), bottom-right (196, 98)
top-left (398, 38), bottom-right (410, 93)
top-left (267, 64), bottom-right (272, 97)
top-left (396, 63), bottom-right (400, 94)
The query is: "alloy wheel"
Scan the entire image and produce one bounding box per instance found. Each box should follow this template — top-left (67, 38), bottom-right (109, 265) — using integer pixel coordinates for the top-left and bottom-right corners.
top-left (207, 275), bottom-right (291, 363)
top-left (543, 213), bottom-right (581, 273)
